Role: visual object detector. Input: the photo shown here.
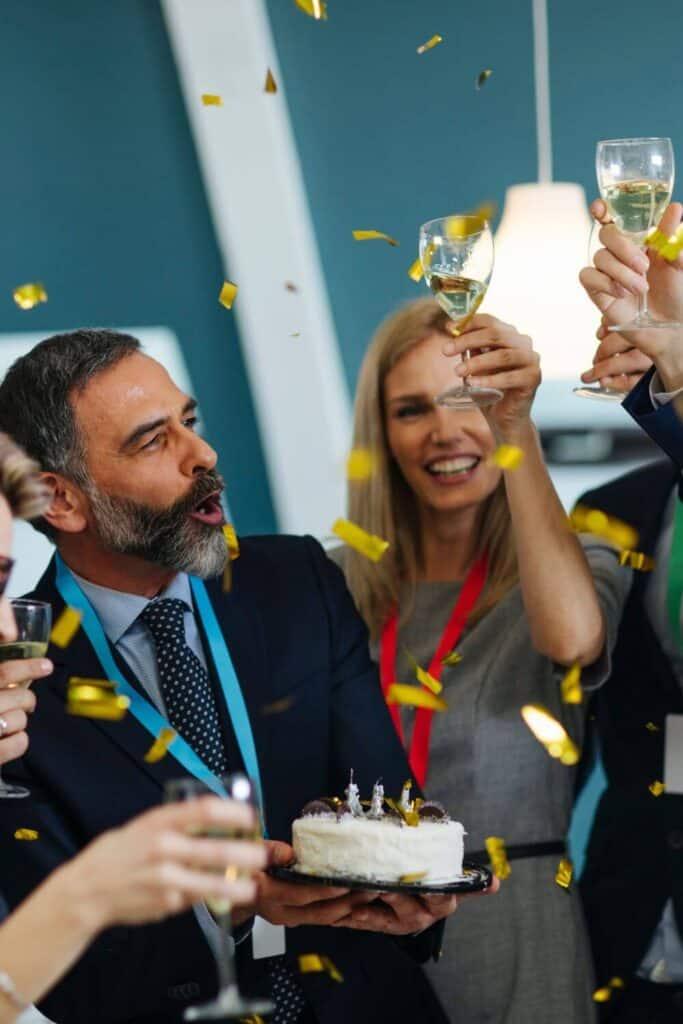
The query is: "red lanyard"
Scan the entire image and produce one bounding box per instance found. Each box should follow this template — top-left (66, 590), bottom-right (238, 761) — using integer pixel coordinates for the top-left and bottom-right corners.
top-left (379, 554), bottom-right (488, 788)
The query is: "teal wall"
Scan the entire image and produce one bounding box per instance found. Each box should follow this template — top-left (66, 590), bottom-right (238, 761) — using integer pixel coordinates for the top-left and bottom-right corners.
top-left (0, 1), bottom-right (277, 534)
top-left (266, 0), bottom-right (683, 391)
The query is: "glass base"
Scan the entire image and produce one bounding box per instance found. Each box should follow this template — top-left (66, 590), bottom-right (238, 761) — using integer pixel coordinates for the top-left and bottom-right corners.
top-left (607, 315), bottom-right (682, 332)
top-left (0, 783), bottom-right (30, 799)
top-left (435, 385), bottom-right (503, 410)
top-left (573, 385), bottom-right (624, 402)
top-left (184, 988), bottom-right (274, 1021)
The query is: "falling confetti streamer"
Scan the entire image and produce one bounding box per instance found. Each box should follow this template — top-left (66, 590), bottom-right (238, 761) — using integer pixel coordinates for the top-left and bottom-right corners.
top-left (403, 647), bottom-right (443, 695)
top-left (649, 780), bottom-right (665, 797)
top-left (261, 695), bottom-right (296, 716)
top-left (14, 829), bottom-right (39, 841)
top-left (417, 34), bottom-right (443, 55)
top-left (219, 281), bottom-right (238, 310)
top-left (645, 722), bottom-right (660, 733)
top-left (488, 444), bottom-right (524, 470)
top-left (570, 504), bottom-right (639, 551)
top-left (521, 704), bottom-right (580, 766)
top-left (201, 94), bottom-right (223, 106)
top-left (13, 283), bottom-right (47, 310)
top-left (352, 230), bottom-right (399, 247)
top-left (561, 663), bottom-right (582, 705)
top-left (331, 518), bottom-right (389, 562)
top-left (593, 978), bottom-right (624, 1003)
top-left (50, 606), bottom-right (82, 648)
top-left (346, 448), bottom-right (377, 482)
top-left (442, 650), bottom-right (462, 667)
top-left (264, 69), bottom-right (277, 94)
top-left (386, 684), bottom-right (447, 712)
top-left (485, 836), bottom-right (511, 880)
top-left (67, 677), bottom-right (130, 721)
top-left (293, 0), bottom-right (328, 20)
top-left (144, 727), bottom-right (177, 764)
top-left (222, 523), bottom-right (240, 561)
top-left (407, 256), bottom-right (424, 283)
top-left (555, 857), bottom-right (573, 890)
top-left (298, 954), bottom-right (343, 982)
top-left (619, 550), bottom-right (655, 572)
top-left (476, 69), bottom-right (493, 89)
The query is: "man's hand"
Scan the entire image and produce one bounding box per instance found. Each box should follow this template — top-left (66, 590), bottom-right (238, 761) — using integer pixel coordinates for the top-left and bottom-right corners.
top-left (579, 199), bottom-right (683, 391)
top-left (0, 656), bottom-right (52, 765)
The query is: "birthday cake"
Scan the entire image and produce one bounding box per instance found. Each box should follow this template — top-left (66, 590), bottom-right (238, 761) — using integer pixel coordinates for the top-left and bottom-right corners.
top-left (292, 775), bottom-right (465, 884)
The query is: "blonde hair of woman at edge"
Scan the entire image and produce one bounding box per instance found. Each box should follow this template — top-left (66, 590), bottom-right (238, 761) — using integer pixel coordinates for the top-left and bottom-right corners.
top-left (345, 297), bottom-right (517, 639)
top-left (0, 433), bottom-right (51, 523)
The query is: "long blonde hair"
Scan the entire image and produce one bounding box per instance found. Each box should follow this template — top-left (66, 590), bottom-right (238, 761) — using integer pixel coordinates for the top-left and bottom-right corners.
top-left (345, 297), bottom-right (518, 640)
top-left (0, 433), bottom-right (50, 521)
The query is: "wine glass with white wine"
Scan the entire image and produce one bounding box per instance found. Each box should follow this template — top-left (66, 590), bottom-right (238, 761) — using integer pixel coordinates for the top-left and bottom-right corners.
top-left (164, 773), bottom-right (273, 1021)
top-left (0, 599), bottom-right (51, 799)
top-left (419, 215), bottom-right (501, 408)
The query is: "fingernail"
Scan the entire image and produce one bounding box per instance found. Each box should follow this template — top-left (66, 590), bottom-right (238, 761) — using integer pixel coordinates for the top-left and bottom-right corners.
top-left (40, 660), bottom-right (52, 672)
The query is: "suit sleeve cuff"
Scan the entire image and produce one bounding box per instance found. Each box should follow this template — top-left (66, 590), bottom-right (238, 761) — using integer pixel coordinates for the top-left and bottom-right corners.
top-left (650, 370), bottom-right (683, 407)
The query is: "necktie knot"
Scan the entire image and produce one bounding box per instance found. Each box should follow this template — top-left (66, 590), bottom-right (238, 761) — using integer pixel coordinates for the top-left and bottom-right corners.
top-left (141, 598), bottom-right (189, 640)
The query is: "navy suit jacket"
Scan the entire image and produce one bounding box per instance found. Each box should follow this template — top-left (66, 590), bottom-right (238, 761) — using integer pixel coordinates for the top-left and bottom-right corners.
top-left (623, 366), bottom-right (683, 470)
top-left (578, 459), bottom-right (683, 989)
top-left (0, 536), bottom-right (447, 1024)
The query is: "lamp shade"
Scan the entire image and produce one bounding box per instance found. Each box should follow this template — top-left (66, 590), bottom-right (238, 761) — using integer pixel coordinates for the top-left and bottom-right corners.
top-left (483, 183), bottom-right (598, 380)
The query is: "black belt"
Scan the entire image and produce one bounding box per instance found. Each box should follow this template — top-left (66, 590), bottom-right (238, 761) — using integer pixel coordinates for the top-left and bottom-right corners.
top-left (467, 840), bottom-right (566, 864)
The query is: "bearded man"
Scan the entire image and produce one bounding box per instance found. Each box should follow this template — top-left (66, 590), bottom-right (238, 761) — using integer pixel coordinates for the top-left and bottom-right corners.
top-left (0, 330), bottom-right (462, 1024)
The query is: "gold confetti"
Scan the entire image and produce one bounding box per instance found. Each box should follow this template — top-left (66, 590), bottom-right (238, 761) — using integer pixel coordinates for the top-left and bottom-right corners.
top-left (331, 518), bottom-right (389, 562)
top-left (561, 663), bottom-right (582, 705)
top-left (294, 0), bottom-right (328, 19)
top-left (13, 283), bottom-right (47, 310)
top-left (649, 780), bottom-right (665, 797)
top-left (415, 665), bottom-right (443, 695)
top-left (67, 677), bottom-right (130, 721)
top-left (521, 704), bottom-right (580, 766)
top-left (50, 606), bottom-right (82, 649)
top-left (619, 550), bottom-right (655, 572)
top-left (290, 332), bottom-right (301, 338)
top-left (223, 523), bottom-right (240, 560)
top-left (442, 650), bottom-right (462, 667)
top-left (240, 1017), bottom-right (266, 1024)
top-left (264, 68), bottom-right (277, 94)
top-left (143, 727), bottom-right (177, 764)
top-left (476, 69), bottom-right (493, 89)
top-left (593, 978), bottom-right (624, 1003)
top-left (485, 836), bottom-right (511, 880)
top-left (488, 444), bottom-right (524, 470)
top-left (219, 281), bottom-right (238, 310)
top-left (555, 857), bottom-right (573, 890)
top-left (352, 230), bottom-right (399, 247)
top-left (386, 684), bottom-right (447, 712)
top-left (261, 695), bottom-right (296, 716)
top-left (417, 34), bottom-right (443, 55)
top-left (201, 94), bottom-right (223, 106)
top-left (346, 448), bottom-right (377, 482)
top-left (385, 796), bottom-right (421, 827)
top-left (646, 721), bottom-right (660, 733)
top-left (648, 224), bottom-right (683, 261)
top-left (471, 200), bottom-right (498, 223)
top-left (569, 504), bottom-right (638, 551)
top-left (399, 871), bottom-right (427, 883)
top-left (14, 829), bottom-right (39, 841)
top-left (407, 256), bottom-right (424, 283)
top-left (298, 954), bottom-right (343, 982)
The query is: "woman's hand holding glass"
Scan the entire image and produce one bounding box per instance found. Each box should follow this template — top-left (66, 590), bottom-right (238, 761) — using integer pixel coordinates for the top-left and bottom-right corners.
top-left (60, 796), bottom-right (266, 933)
top-left (443, 314), bottom-right (541, 439)
top-left (580, 200), bottom-right (683, 392)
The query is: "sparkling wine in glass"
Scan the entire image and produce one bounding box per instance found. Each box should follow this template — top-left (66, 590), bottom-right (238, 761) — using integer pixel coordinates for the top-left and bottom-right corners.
top-left (0, 599), bottom-right (51, 800)
top-left (597, 137), bottom-right (678, 332)
top-left (419, 215), bottom-right (501, 409)
top-left (164, 774), bottom-right (273, 1022)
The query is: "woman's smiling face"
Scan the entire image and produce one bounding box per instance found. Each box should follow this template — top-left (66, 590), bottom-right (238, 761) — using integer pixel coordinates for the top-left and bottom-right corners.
top-left (383, 332), bottom-right (502, 514)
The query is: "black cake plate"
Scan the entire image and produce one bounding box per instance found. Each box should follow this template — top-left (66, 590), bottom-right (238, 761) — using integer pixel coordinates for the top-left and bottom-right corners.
top-left (269, 860), bottom-right (492, 896)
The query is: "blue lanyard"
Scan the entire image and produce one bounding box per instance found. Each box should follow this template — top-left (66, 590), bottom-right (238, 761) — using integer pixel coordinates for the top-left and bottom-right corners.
top-left (54, 555), bottom-right (263, 807)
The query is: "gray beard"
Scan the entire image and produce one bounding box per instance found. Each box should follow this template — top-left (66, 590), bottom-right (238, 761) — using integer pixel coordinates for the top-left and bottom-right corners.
top-left (86, 485), bottom-right (228, 579)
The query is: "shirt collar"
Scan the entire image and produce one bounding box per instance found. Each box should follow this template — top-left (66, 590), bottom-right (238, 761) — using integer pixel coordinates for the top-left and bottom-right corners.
top-left (71, 570), bottom-right (194, 645)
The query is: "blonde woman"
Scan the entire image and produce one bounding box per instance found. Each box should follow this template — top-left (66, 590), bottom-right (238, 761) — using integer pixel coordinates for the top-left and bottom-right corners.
top-left (0, 434), bottom-right (266, 1024)
top-left (331, 301), bottom-right (632, 1024)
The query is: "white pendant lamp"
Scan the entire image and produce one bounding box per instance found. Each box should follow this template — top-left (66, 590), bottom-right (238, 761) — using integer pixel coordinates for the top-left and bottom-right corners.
top-left (484, 0), bottom-right (597, 379)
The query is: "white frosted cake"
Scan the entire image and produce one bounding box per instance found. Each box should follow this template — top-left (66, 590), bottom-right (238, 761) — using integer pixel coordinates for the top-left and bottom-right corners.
top-left (292, 776), bottom-right (465, 884)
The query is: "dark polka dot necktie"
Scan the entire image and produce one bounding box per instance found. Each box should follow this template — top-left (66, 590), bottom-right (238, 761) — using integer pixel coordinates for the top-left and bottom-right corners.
top-left (140, 598), bottom-right (229, 776)
top-left (142, 598), bottom-right (307, 1022)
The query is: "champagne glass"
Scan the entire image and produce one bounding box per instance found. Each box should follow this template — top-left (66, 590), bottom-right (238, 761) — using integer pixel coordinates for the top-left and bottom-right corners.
top-left (0, 599), bottom-right (51, 799)
top-left (597, 137), bottom-right (678, 332)
top-left (574, 221), bottom-right (626, 401)
top-left (164, 774), bottom-right (273, 1021)
top-left (419, 214), bottom-right (501, 409)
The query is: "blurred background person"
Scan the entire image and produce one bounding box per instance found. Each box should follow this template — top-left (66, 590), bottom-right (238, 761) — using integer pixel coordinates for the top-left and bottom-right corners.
top-left (330, 298), bottom-right (632, 1024)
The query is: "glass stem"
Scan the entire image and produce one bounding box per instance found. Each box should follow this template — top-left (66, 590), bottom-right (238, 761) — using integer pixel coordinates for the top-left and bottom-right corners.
top-left (215, 910), bottom-right (237, 992)
top-left (462, 348), bottom-right (472, 391)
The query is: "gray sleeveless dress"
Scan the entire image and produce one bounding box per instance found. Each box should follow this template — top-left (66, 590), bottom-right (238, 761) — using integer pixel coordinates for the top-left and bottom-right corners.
top-left (329, 539), bottom-right (632, 1024)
